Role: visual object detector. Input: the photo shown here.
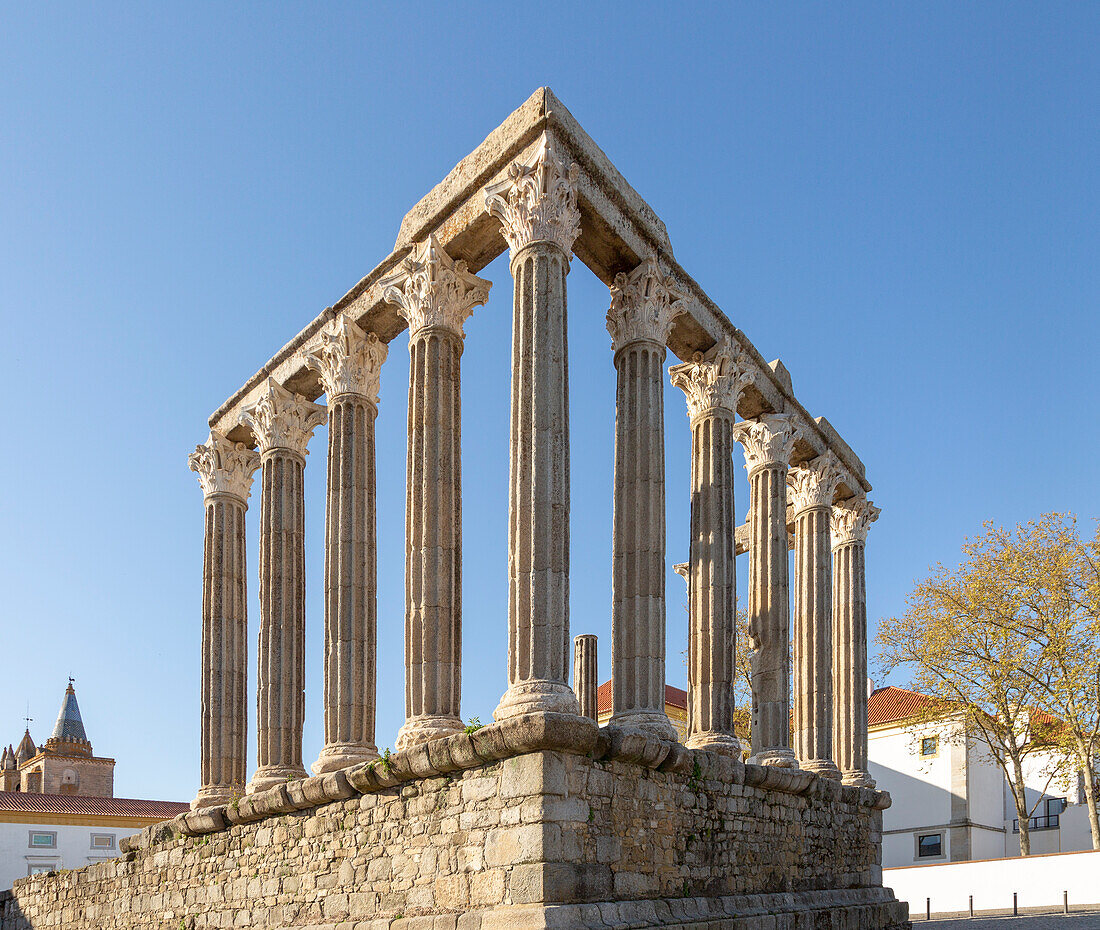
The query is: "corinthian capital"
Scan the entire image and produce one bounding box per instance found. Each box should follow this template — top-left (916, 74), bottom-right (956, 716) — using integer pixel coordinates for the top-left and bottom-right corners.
top-left (380, 235), bottom-right (491, 340)
top-left (668, 341), bottom-right (752, 420)
top-left (606, 257), bottom-right (685, 353)
top-left (831, 496), bottom-right (881, 546)
top-left (787, 452), bottom-right (843, 514)
top-left (484, 134), bottom-right (581, 260)
top-left (189, 430), bottom-right (260, 502)
top-left (732, 413), bottom-right (800, 474)
top-left (239, 378), bottom-right (327, 459)
top-left (303, 313), bottom-right (388, 404)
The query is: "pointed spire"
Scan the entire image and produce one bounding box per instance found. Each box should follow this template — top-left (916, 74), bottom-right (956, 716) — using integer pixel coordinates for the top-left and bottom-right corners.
top-left (51, 680), bottom-right (89, 744)
top-left (0, 746), bottom-right (11, 770)
top-left (16, 729), bottom-right (35, 765)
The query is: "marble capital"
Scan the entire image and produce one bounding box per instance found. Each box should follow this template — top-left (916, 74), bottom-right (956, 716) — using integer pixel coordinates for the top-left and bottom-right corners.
top-left (831, 496), bottom-right (881, 547)
top-left (484, 134), bottom-right (581, 260)
top-left (669, 341), bottom-right (752, 421)
top-left (380, 234), bottom-right (491, 341)
top-left (302, 313), bottom-right (388, 404)
top-left (606, 256), bottom-right (685, 353)
top-left (189, 430), bottom-right (260, 503)
top-left (239, 379), bottom-right (327, 459)
top-left (732, 413), bottom-right (800, 474)
top-left (787, 453), bottom-right (843, 515)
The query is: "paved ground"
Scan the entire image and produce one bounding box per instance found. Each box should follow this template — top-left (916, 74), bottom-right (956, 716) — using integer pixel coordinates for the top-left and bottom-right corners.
top-left (924, 915), bottom-right (1100, 929)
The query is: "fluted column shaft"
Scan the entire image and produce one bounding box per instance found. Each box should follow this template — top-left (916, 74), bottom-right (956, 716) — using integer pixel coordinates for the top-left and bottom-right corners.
top-left (239, 379), bottom-right (325, 793)
top-left (198, 494), bottom-right (249, 806)
top-left (686, 410), bottom-right (742, 754)
top-left (833, 540), bottom-right (869, 784)
top-left (253, 450), bottom-right (308, 788)
top-left (573, 634), bottom-right (598, 721)
top-left (746, 462), bottom-right (795, 765)
top-left (398, 328), bottom-right (464, 747)
top-left (315, 394), bottom-right (379, 770)
top-left (189, 432), bottom-right (258, 810)
top-left (831, 495), bottom-right (879, 787)
top-left (610, 339), bottom-right (674, 737)
top-left (495, 240), bottom-right (578, 718)
top-left (792, 504), bottom-right (840, 778)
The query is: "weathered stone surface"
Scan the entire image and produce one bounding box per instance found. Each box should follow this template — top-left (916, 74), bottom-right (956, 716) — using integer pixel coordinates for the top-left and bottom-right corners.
top-left (733, 413), bottom-right (800, 769)
top-left (305, 314), bottom-right (387, 775)
top-left (0, 747), bottom-right (904, 929)
top-left (670, 344), bottom-right (751, 758)
top-left (607, 258), bottom-right (679, 740)
top-left (789, 454), bottom-right (843, 780)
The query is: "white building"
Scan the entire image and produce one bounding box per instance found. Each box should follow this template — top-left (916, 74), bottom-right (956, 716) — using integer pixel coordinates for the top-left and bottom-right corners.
top-left (868, 686), bottom-right (1096, 867)
top-left (0, 793), bottom-right (189, 890)
top-left (0, 682), bottom-right (187, 890)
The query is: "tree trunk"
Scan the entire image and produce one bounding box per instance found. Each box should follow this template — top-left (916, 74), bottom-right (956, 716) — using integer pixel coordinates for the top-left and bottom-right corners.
top-left (1010, 756), bottom-right (1031, 856)
top-left (1077, 739), bottom-right (1100, 850)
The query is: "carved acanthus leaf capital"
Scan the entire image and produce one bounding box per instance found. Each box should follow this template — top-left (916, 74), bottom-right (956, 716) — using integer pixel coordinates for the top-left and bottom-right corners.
top-left (787, 452), bottom-right (844, 513)
top-left (380, 235), bottom-right (491, 340)
top-left (189, 430), bottom-right (260, 502)
top-left (668, 341), bottom-right (753, 420)
top-left (732, 413), bottom-right (800, 473)
top-left (303, 313), bottom-right (388, 404)
top-left (484, 134), bottom-right (581, 260)
top-left (831, 496), bottom-right (881, 546)
top-left (239, 378), bottom-right (327, 459)
top-left (606, 257), bottom-right (685, 353)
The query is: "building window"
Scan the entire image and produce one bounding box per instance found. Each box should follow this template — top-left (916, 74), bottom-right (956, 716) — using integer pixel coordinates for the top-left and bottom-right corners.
top-left (90, 833), bottom-right (115, 850)
top-left (917, 833), bottom-right (943, 858)
top-left (920, 736), bottom-right (938, 757)
top-left (27, 863), bottom-right (58, 876)
top-left (28, 831), bottom-right (57, 849)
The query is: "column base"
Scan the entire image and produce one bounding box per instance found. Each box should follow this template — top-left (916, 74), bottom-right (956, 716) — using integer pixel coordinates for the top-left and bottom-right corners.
top-left (247, 763), bottom-right (308, 794)
top-left (494, 680), bottom-right (580, 720)
top-left (800, 758), bottom-right (842, 780)
top-left (311, 742), bottom-right (379, 775)
top-left (395, 715), bottom-right (464, 750)
top-left (748, 748), bottom-right (799, 768)
top-left (190, 784), bottom-right (243, 811)
top-left (610, 709), bottom-right (678, 741)
top-left (842, 768), bottom-right (876, 788)
top-left (685, 732), bottom-right (744, 758)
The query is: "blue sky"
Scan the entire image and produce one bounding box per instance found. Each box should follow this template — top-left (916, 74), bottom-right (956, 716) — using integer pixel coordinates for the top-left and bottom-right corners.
top-left (1, 4), bottom-right (1097, 802)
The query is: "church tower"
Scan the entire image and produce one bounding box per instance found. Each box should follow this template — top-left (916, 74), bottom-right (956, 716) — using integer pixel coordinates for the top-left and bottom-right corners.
top-left (13, 682), bottom-right (116, 796)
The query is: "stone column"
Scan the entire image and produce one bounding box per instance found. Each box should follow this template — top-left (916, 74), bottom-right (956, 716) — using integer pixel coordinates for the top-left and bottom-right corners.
top-left (831, 496), bottom-right (880, 787)
top-left (188, 431), bottom-right (259, 809)
top-left (732, 413), bottom-right (800, 767)
top-left (381, 235), bottom-right (491, 748)
top-left (485, 134), bottom-right (583, 721)
top-left (603, 258), bottom-right (683, 738)
top-left (573, 634), bottom-right (598, 721)
top-left (303, 313), bottom-right (388, 773)
top-left (239, 378), bottom-right (326, 792)
top-left (670, 345), bottom-right (750, 757)
top-left (788, 453), bottom-right (843, 779)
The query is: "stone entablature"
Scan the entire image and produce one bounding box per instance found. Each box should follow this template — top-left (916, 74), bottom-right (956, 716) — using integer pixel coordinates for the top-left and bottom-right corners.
top-left (0, 721), bottom-right (905, 930)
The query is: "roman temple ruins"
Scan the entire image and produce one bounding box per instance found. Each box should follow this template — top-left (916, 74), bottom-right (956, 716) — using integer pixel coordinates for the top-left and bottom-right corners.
top-left (0, 88), bottom-right (908, 929)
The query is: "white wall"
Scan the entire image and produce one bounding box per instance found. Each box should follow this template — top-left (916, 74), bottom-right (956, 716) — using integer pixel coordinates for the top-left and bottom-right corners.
top-left (884, 849), bottom-right (1100, 916)
top-left (0, 819), bottom-right (139, 891)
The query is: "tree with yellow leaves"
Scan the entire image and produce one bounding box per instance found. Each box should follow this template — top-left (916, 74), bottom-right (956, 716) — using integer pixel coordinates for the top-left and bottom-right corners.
top-left (876, 515), bottom-right (1099, 855)
top-left (980, 514), bottom-right (1100, 849)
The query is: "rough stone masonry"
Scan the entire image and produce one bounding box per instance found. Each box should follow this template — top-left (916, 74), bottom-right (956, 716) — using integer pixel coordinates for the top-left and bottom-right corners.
top-left (0, 88), bottom-right (908, 927)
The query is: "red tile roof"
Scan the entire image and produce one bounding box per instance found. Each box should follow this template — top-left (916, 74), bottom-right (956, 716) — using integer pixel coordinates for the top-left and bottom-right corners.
top-left (868, 686), bottom-right (939, 727)
top-left (596, 680), bottom-right (687, 716)
top-left (0, 791), bottom-right (188, 819)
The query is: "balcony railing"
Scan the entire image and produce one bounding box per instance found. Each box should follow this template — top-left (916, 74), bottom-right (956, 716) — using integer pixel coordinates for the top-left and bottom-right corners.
top-left (1012, 814), bottom-right (1060, 833)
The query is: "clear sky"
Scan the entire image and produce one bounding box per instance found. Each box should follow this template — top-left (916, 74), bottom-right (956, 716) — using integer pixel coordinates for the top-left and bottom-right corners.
top-left (1, 4), bottom-right (1097, 803)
